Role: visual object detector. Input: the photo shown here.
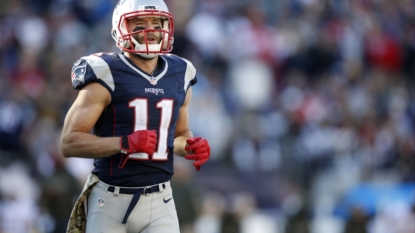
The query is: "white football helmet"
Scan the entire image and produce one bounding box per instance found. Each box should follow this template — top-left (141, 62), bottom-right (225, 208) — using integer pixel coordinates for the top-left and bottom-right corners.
top-left (111, 0), bottom-right (174, 59)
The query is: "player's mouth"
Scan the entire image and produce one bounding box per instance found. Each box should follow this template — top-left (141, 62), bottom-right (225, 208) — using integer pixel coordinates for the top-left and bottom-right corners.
top-left (146, 36), bottom-right (158, 43)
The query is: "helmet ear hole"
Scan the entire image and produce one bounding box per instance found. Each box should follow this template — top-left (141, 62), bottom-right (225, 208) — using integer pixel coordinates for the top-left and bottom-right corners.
top-left (111, 29), bottom-right (117, 41)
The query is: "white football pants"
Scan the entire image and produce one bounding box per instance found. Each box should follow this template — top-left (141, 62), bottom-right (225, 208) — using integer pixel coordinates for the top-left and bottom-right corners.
top-left (85, 180), bottom-right (180, 233)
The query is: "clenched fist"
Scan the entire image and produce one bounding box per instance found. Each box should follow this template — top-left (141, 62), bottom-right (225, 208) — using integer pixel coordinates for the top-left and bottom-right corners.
top-left (120, 130), bottom-right (157, 155)
top-left (119, 130), bottom-right (157, 168)
top-left (184, 137), bottom-right (210, 171)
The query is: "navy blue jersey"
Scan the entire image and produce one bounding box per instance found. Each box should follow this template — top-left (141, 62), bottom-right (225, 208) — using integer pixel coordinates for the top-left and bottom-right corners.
top-left (71, 52), bottom-right (197, 187)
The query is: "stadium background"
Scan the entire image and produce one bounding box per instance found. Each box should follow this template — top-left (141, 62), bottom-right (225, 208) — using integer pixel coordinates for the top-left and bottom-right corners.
top-left (0, 0), bottom-right (414, 232)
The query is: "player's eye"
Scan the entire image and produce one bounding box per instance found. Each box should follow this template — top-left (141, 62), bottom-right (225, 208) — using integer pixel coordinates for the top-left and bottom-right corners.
top-left (133, 26), bottom-right (146, 32)
top-left (154, 26), bottom-right (162, 29)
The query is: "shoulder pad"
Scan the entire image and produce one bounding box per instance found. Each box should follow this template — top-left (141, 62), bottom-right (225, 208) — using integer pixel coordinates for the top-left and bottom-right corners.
top-left (181, 57), bottom-right (197, 91)
top-left (71, 54), bottom-right (115, 91)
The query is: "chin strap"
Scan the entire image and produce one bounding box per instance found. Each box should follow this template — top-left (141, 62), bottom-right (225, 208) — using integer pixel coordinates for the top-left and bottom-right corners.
top-left (131, 52), bottom-right (158, 60)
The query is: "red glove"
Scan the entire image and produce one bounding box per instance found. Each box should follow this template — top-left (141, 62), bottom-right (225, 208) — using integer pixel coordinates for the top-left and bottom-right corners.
top-left (185, 137), bottom-right (210, 171)
top-left (119, 130), bottom-right (157, 168)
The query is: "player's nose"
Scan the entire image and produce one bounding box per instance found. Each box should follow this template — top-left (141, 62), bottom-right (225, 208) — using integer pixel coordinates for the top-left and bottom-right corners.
top-left (143, 22), bottom-right (156, 29)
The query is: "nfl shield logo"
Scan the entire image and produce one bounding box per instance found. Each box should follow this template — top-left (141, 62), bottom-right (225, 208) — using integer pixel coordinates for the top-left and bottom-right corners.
top-left (98, 198), bottom-right (104, 207)
top-left (150, 79), bottom-right (157, 85)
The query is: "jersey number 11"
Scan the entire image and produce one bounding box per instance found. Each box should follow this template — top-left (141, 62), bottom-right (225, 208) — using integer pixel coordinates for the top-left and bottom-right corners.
top-left (128, 98), bottom-right (173, 161)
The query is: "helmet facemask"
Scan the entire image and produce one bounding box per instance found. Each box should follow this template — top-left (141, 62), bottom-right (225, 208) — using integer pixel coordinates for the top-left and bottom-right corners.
top-left (112, 4), bottom-right (174, 59)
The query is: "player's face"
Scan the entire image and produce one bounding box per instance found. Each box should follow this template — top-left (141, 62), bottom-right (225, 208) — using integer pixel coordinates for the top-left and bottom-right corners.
top-left (127, 17), bottom-right (162, 45)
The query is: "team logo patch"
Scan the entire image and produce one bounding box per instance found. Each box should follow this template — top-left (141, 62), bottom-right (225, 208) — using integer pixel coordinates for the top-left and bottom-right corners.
top-left (71, 64), bottom-right (86, 83)
top-left (145, 88), bottom-right (164, 95)
top-left (98, 198), bottom-right (104, 207)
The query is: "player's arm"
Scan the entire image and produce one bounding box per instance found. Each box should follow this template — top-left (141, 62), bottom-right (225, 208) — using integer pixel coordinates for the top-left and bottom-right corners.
top-left (60, 82), bottom-right (120, 158)
top-left (173, 87), bottom-right (194, 157)
top-left (174, 87), bottom-right (210, 171)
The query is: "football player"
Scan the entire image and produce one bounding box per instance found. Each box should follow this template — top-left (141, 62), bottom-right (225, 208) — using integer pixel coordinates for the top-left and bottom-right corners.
top-left (60, 0), bottom-right (211, 232)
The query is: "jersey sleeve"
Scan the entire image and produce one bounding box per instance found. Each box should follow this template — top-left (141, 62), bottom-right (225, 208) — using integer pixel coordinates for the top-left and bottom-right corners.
top-left (71, 55), bottom-right (115, 95)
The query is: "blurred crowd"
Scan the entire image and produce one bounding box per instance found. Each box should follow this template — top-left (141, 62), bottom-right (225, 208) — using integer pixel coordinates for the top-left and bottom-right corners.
top-left (0, 0), bottom-right (414, 233)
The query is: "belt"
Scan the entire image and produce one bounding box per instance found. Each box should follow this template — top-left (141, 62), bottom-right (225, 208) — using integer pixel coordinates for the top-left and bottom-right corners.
top-left (107, 183), bottom-right (167, 224)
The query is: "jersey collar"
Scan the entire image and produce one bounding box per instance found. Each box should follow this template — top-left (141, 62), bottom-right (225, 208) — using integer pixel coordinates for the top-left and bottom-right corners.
top-left (119, 54), bottom-right (168, 86)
